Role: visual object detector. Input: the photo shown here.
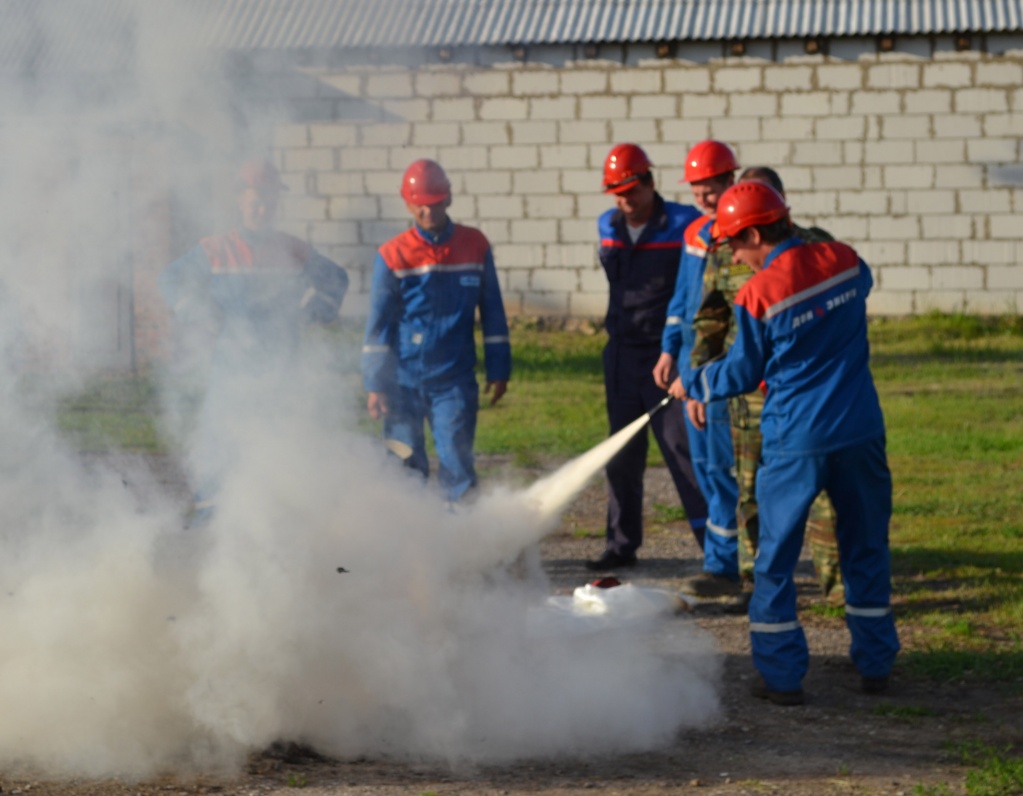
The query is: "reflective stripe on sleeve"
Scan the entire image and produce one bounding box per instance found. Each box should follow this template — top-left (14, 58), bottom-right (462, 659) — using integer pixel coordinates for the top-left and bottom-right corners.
top-left (483, 335), bottom-right (510, 344)
top-left (707, 521), bottom-right (738, 539)
top-left (763, 263), bottom-right (860, 320)
top-left (685, 244), bottom-right (707, 258)
top-left (845, 605), bottom-right (892, 618)
top-left (665, 316), bottom-right (682, 326)
top-left (397, 261), bottom-right (484, 278)
top-left (749, 620), bottom-right (801, 633)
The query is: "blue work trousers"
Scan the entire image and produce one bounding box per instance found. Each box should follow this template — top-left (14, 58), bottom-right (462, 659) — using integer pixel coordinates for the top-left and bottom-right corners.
top-left (751, 436), bottom-right (900, 692)
top-left (385, 375), bottom-right (480, 503)
top-left (684, 399), bottom-right (739, 577)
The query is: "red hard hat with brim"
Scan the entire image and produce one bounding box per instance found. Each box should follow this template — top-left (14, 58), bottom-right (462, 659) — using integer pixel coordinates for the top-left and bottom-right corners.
top-left (681, 140), bottom-right (740, 183)
top-left (712, 181), bottom-right (790, 240)
top-left (401, 159), bottom-right (451, 204)
top-left (602, 143), bottom-right (653, 194)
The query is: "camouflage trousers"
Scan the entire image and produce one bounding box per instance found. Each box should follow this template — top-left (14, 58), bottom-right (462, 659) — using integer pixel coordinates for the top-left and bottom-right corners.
top-left (730, 393), bottom-right (845, 604)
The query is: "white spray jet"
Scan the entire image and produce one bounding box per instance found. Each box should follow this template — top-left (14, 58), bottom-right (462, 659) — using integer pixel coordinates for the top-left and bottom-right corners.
top-left (523, 395), bottom-right (674, 522)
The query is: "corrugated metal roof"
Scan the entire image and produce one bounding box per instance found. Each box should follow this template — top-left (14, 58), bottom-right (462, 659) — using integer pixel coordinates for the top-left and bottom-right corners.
top-left (2, 0), bottom-right (1022, 74)
top-left (198, 0), bottom-right (1023, 49)
top-left (0, 0), bottom-right (138, 73)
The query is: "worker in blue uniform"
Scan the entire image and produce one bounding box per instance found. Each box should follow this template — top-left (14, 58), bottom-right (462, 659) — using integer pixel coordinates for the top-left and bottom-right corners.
top-left (361, 159), bottom-right (511, 504)
top-left (586, 143), bottom-right (708, 571)
top-left (687, 181), bottom-right (900, 705)
top-left (653, 140), bottom-right (742, 596)
top-left (160, 159), bottom-right (349, 526)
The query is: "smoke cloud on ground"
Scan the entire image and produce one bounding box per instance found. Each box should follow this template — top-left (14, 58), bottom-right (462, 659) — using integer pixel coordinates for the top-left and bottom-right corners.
top-left (0, 0), bottom-right (722, 780)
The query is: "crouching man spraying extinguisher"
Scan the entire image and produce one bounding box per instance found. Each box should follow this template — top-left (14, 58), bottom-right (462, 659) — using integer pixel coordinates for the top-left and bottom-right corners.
top-left (686, 181), bottom-right (900, 706)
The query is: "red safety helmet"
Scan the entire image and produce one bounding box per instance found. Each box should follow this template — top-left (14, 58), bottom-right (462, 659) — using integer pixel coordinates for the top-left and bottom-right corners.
top-left (602, 143), bottom-right (653, 194)
top-left (711, 181), bottom-right (790, 240)
top-left (682, 140), bottom-right (740, 183)
top-left (401, 159), bottom-right (451, 204)
top-left (236, 159), bottom-right (287, 193)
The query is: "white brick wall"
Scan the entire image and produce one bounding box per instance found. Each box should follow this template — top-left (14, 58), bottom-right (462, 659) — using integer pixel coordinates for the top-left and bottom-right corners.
top-left (918, 290), bottom-right (967, 313)
top-left (956, 88), bottom-right (1010, 113)
top-left (764, 66), bottom-right (813, 91)
top-left (415, 72), bottom-right (462, 97)
top-left (817, 64), bottom-right (863, 90)
top-left (905, 90), bottom-right (952, 114)
top-left (879, 266), bottom-right (930, 291)
top-left (990, 264), bottom-right (1023, 288)
top-left (965, 290), bottom-right (1019, 313)
top-left (868, 64), bottom-right (921, 89)
top-left (560, 71), bottom-right (608, 94)
top-left (513, 71), bottom-right (558, 96)
top-left (260, 43), bottom-right (1023, 318)
top-left (529, 96), bottom-right (576, 119)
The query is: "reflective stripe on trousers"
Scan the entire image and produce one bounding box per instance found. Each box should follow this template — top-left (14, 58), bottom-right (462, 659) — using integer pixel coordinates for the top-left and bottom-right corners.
top-left (684, 400), bottom-right (738, 577)
top-left (751, 437), bottom-right (899, 691)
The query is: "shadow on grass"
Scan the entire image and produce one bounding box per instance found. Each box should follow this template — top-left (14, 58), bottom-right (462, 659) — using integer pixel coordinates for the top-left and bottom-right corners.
top-left (892, 571), bottom-right (1021, 627)
top-left (892, 547), bottom-right (1023, 579)
top-left (509, 351), bottom-right (604, 379)
top-left (871, 347), bottom-right (1023, 368)
top-left (900, 648), bottom-right (1023, 685)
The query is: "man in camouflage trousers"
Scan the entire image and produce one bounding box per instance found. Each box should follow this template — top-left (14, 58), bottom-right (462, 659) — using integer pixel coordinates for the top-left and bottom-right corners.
top-left (691, 166), bottom-right (844, 604)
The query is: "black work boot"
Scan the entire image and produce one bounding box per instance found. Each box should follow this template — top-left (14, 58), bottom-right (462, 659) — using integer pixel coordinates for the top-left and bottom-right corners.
top-left (861, 675), bottom-right (890, 695)
top-left (585, 550), bottom-right (637, 571)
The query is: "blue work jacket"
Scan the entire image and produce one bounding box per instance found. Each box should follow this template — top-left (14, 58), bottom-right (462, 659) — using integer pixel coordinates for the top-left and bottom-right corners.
top-left (597, 194), bottom-right (701, 348)
top-left (661, 215), bottom-right (713, 388)
top-left (361, 220), bottom-right (511, 392)
top-left (693, 237), bottom-right (885, 456)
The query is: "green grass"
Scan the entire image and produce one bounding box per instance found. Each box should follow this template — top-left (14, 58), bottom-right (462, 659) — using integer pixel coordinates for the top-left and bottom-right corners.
top-left (913, 784), bottom-right (955, 796)
top-left (56, 376), bottom-right (163, 451)
top-left (900, 649), bottom-right (1023, 684)
top-left (806, 603), bottom-right (846, 620)
top-left (56, 314), bottom-right (1023, 678)
top-left (860, 315), bottom-right (1023, 685)
top-left (651, 502), bottom-right (689, 524)
top-left (474, 327), bottom-right (607, 457)
top-left (958, 742), bottom-right (1023, 796)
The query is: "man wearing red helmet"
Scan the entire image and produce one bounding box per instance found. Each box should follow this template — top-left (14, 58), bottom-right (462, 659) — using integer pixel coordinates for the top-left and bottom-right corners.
top-left (687, 181), bottom-right (900, 705)
top-left (707, 166), bottom-right (845, 605)
top-left (362, 159), bottom-right (511, 503)
top-left (653, 140), bottom-right (742, 597)
top-left (586, 143), bottom-right (708, 571)
top-left (160, 158), bottom-right (350, 526)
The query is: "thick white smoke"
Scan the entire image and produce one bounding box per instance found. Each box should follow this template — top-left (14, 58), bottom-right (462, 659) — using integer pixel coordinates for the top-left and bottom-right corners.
top-left (0, 0), bottom-right (722, 780)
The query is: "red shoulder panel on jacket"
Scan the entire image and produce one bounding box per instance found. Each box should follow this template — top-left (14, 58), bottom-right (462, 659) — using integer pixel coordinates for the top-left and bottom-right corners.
top-left (737, 241), bottom-right (860, 320)
top-left (683, 214), bottom-right (712, 248)
top-left (380, 225), bottom-right (491, 273)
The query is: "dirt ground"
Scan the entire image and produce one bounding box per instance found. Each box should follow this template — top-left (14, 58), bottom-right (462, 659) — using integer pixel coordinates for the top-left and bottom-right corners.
top-left (3, 455), bottom-right (1019, 796)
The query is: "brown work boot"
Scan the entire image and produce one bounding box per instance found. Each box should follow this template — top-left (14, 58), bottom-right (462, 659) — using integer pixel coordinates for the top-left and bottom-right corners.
top-left (680, 572), bottom-right (743, 598)
top-left (751, 676), bottom-right (805, 706)
top-left (722, 589), bottom-right (753, 615)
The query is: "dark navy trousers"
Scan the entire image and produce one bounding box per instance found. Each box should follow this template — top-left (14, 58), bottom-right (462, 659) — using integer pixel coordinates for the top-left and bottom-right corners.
top-left (603, 341), bottom-right (708, 556)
